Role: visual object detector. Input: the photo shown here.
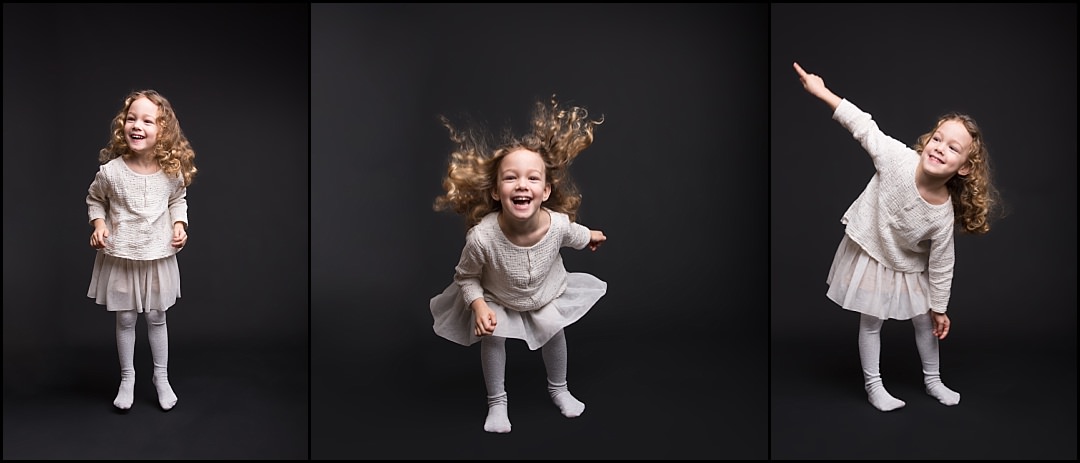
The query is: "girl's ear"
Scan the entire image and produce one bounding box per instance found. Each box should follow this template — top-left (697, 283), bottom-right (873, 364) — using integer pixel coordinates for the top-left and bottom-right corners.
top-left (958, 160), bottom-right (973, 176)
top-left (543, 183), bottom-right (551, 202)
top-left (491, 188), bottom-right (499, 201)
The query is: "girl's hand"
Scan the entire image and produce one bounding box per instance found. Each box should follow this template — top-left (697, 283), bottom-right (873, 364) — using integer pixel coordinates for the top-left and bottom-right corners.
top-left (588, 230), bottom-right (606, 251)
top-left (472, 300), bottom-right (497, 337)
top-left (931, 311), bottom-right (951, 340)
top-left (793, 62), bottom-right (826, 96)
top-left (793, 62), bottom-right (841, 110)
top-left (90, 223), bottom-right (110, 250)
top-left (172, 222), bottom-right (188, 248)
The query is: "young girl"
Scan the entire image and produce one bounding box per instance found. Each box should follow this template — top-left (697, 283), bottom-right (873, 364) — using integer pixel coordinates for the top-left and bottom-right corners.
top-left (86, 89), bottom-right (198, 411)
top-left (793, 62), bottom-right (1000, 412)
top-left (429, 95), bottom-right (608, 433)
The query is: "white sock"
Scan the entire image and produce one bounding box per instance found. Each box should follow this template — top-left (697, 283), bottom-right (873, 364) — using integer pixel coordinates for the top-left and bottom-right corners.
top-left (147, 310), bottom-right (177, 410)
top-left (481, 336), bottom-right (510, 433)
top-left (859, 314), bottom-right (905, 412)
top-left (113, 311), bottom-right (137, 410)
top-left (865, 379), bottom-right (906, 412)
top-left (924, 376), bottom-right (960, 406)
top-left (484, 393), bottom-right (511, 433)
top-left (547, 381), bottom-right (585, 418)
top-left (913, 313), bottom-right (960, 406)
top-left (541, 329), bottom-right (585, 418)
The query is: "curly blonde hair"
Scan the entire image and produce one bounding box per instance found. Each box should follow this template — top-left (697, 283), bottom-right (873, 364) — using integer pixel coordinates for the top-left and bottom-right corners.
top-left (99, 89), bottom-right (198, 187)
top-left (434, 95), bottom-right (603, 228)
top-left (914, 113), bottom-right (1002, 234)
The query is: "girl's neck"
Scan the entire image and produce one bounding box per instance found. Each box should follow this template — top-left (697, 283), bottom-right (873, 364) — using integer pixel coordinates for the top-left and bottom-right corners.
top-left (497, 209), bottom-right (550, 247)
top-left (914, 167), bottom-right (951, 205)
top-left (124, 152), bottom-right (161, 174)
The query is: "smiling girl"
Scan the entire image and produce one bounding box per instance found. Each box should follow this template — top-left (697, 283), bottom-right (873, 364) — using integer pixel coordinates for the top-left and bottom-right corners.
top-left (793, 62), bottom-right (1001, 412)
top-left (86, 89), bottom-right (197, 411)
top-left (429, 95), bottom-right (607, 433)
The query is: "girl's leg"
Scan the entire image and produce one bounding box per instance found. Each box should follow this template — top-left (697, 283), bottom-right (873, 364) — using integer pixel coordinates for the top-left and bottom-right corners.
top-left (541, 329), bottom-right (585, 418)
top-left (859, 313), bottom-right (905, 411)
top-left (912, 312), bottom-right (960, 406)
top-left (113, 310), bottom-right (138, 410)
top-left (480, 335), bottom-right (510, 433)
top-left (146, 309), bottom-right (177, 410)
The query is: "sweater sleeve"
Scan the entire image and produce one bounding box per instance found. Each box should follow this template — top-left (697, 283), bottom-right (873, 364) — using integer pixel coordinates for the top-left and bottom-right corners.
top-left (563, 220), bottom-right (592, 250)
top-left (86, 167), bottom-right (110, 224)
top-left (453, 231), bottom-right (487, 308)
top-left (927, 224), bottom-right (956, 313)
top-left (832, 99), bottom-right (915, 172)
top-left (169, 184), bottom-right (189, 228)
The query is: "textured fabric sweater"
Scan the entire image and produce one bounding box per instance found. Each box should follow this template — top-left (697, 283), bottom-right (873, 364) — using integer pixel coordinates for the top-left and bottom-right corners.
top-left (833, 99), bottom-right (956, 313)
top-left (454, 209), bottom-right (592, 311)
top-left (86, 157), bottom-right (189, 261)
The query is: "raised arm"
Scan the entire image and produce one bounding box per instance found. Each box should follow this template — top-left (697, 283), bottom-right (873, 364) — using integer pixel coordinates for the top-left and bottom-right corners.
top-left (794, 62), bottom-right (842, 111)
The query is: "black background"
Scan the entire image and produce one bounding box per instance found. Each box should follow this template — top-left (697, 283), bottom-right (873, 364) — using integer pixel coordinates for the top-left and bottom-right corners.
top-left (771, 3), bottom-right (1076, 460)
top-left (310, 3), bottom-right (769, 460)
top-left (3, 4), bottom-right (309, 460)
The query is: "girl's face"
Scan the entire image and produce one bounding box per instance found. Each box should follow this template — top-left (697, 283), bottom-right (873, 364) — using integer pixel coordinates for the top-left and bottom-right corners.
top-left (493, 149), bottom-right (551, 222)
top-left (124, 97), bottom-right (160, 157)
top-left (920, 119), bottom-right (972, 180)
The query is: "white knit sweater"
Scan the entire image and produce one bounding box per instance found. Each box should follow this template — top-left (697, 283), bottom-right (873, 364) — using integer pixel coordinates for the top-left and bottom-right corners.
top-left (454, 209), bottom-right (592, 311)
top-left (833, 99), bottom-right (956, 313)
top-left (86, 157), bottom-right (189, 261)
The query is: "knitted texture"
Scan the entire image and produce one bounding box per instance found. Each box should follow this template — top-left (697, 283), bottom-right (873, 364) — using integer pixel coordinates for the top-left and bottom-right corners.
top-left (455, 210), bottom-right (591, 311)
top-left (113, 310), bottom-right (138, 409)
top-left (86, 157), bottom-right (188, 261)
top-left (912, 313), bottom-right (960, 406)
top-left (832, 99), bottom-right (957, 312)
top-left (858, 314), bottom-right (906, 412)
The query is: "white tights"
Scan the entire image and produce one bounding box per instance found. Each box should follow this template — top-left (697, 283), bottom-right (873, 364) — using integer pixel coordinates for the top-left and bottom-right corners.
top-left (479, 329), bottom-right (585, 433)
top-left (858, 312), bottom-right (960, 412)
top-left (113, 309), bottom-right (177, 411)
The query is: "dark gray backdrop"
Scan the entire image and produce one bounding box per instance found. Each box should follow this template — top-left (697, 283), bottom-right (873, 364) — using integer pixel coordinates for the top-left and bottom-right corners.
top-left (771, 3), bottom-right (1076, 460)
top-left (3, 4), bottom-right (309, 460)
top-left (311, 3), bottom-right (769, 459)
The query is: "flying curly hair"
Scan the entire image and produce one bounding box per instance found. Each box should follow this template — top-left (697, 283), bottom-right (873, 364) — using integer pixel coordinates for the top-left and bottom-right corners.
top-left (914, 113), bottom-right (1002, 234)
top-left (434, 95), bottom-right (603, 229)
top-left (99, 89), bottom-right (199, 187)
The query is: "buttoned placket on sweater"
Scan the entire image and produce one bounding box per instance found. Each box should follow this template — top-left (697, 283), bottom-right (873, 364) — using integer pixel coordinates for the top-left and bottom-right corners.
top-left (86, 157), bottom-right (188, 261)
top-left (454, 209), bottom-right (592, 311)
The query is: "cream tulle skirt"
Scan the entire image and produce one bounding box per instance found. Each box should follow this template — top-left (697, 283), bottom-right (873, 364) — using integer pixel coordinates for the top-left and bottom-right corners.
top-left (826, 234), bottom-right (930, 321)
top-left (430, 273), bottom-right (606, 350)
top-left (88, 252), bottom-right (181, 312)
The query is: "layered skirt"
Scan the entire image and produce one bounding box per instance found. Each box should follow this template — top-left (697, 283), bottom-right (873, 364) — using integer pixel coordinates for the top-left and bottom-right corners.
top-left (430, 273), bottom-right (606, 350)
top-left (826, 234), bottom-right (930, 321)
top-left (88, 252), bottom-right (181, 313)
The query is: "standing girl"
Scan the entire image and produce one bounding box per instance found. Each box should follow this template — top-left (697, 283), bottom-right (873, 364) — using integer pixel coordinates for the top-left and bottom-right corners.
top-left (86, 89), bottom-right (198, 411)
top-left (793, 62), bottom-right (1000, 411)
top-left (430, 95), bottom-right (608, 433)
